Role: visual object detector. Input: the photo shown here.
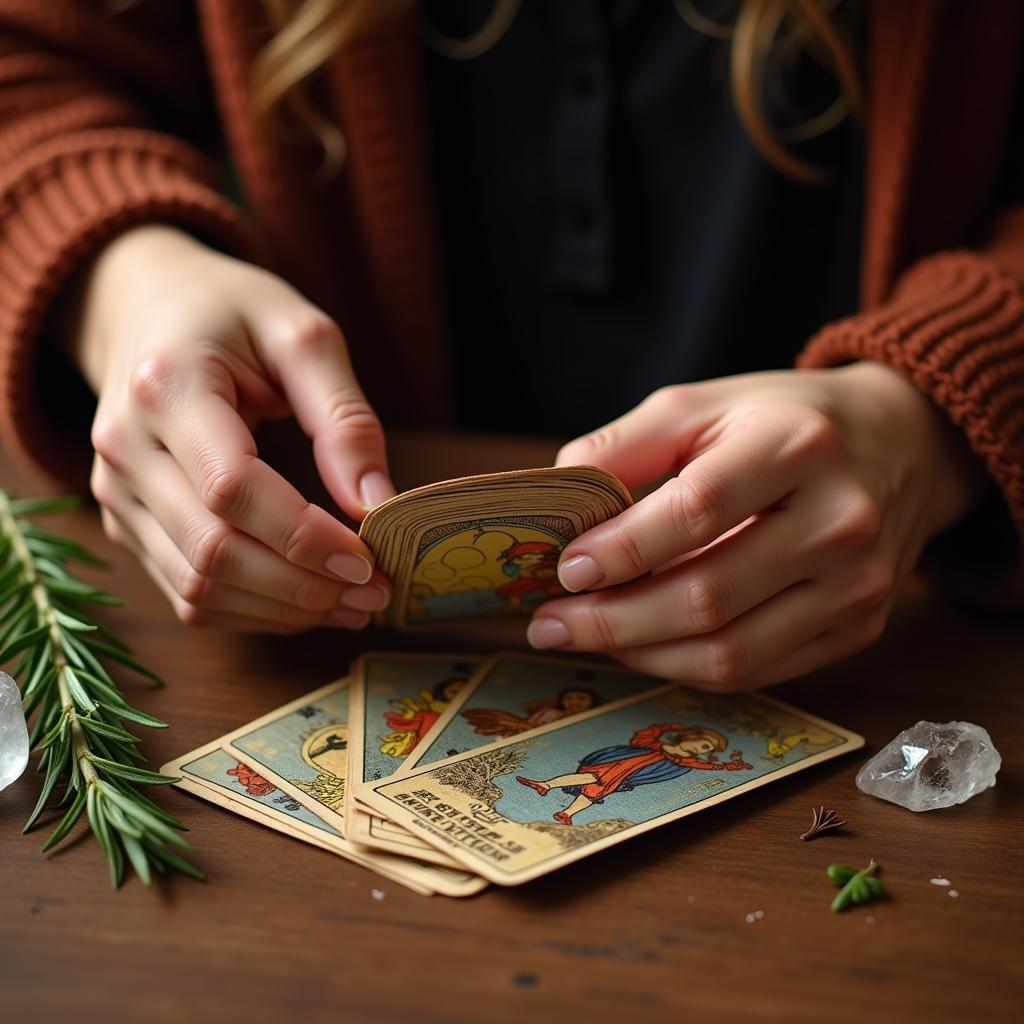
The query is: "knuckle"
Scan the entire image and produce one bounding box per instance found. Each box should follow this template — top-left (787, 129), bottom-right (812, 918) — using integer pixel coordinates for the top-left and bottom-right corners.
top-left (279, 511), bottom-right (317, 565)
top-left (185, 521), bottom-right (235, 579)
top-left (830, 490), bottom-right (882, 549)
top-left (99, 509), bottom-right (123, 545)
top-left (323, 397), bottom-right (382, 444)
top-left (586, 598), bottom-right (619, 649)
top-left (847, 560), bottom-right (895, 611)
top-left (90, 417), bottom-right (128, 469)
top-left (665, 475), bottom-right (721, 546)
top-left (680, 575), bottom-right (726, 633)
top-left (199, 458), bottom-right (251, 519)
top-left (90, 460), bottom-right (115, 508)
top-left (173, 598), bottom-right (209, 628)
top-left (174, 565), bottom-right (214, 607)
top-left (644, 385), bottom-right (683, 414)
top-left (704, 636), bottom-right (748, 688)
top-left (284, 311), bottom-right (343, 355)
top-left (607, 521), bottom-right (647, 576)
top-left (573, 427), bottom-right (616, 461)
top-left (129, 355), bottom-right (177, 411)
top-left (783, 407), bottom-right (845, 466)
top-left (291, 572), bottom-right (336, 611)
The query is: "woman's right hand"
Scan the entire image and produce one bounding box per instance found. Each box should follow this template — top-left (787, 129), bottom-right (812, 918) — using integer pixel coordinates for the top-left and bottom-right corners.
top-left (69, 225), bottom-right (394, 632)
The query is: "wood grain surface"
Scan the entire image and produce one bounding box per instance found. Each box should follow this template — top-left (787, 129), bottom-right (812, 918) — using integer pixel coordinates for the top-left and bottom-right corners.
top-left (1, 431), bottom-right (1021, 1024)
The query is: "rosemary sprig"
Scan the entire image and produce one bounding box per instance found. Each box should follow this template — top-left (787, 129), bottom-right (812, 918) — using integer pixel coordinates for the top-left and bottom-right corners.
top-left (0, 491), bottom-right (201, 887)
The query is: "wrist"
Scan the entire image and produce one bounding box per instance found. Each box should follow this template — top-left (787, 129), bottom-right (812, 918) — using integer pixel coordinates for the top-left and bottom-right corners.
top-left (58, 225), bottom-right (208, 391)
top-left (833, 360), bottom-right (990, 538)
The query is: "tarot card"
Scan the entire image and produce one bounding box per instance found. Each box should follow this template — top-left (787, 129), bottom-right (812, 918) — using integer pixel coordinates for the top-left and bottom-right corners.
top-left (218, 678), bottom-right (488, 897)
top-left (165, 739), bottom-right (348, 847)
top-left (384, 652), bottom-right (667, 779)
top-left (358, 466), bottom-right (631, 629)
top-left (161, 740), bottom-right (435, 895)
top-left (345, 652), bottom-right (486, 866)
top-left (362, 682), bottom-right (864, 885)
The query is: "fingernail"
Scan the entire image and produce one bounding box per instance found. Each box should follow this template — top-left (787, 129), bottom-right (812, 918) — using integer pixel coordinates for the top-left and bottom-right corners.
top-left (359, 471), bottom-right (397, 510)
top-left (326, 552), bottom-right (373, 584)
top-left (558, 554), bottom-right (604, 593)
top-left (340, 583), bottom-right (390, 613)
top-left (328, 607), bottom-right (371, 629)
top-left (527, 617), bottom-right (571, 650)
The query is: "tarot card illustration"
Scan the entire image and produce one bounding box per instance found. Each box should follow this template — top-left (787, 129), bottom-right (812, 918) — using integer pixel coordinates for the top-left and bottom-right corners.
top-left (401, 653), bottom-right (664, 772)
top-left (207, 682), bottom-right (487, 896)
top-left (359, 466), bottom-right (632, 629)
top-left (176, 745), bottom-right (344, 842)
top-left (163, 737), bottom-right (485, 896)
top-left (344, 654), bottom-right (487, 869)
top-left (223, 679), bottom-right (352, 831)
top-left (408, 517), bottom-right (571, 623)
top-left (364, 683), bottom-right (864, 885)
top-left (350, 655), bottom-right (485, 784)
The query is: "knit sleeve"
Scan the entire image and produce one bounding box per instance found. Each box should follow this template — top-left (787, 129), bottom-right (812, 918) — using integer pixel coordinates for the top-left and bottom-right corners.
top-left (0, 3), bottom-right (254, 486)
top-left (798, 226), bottom-right (1024, 596)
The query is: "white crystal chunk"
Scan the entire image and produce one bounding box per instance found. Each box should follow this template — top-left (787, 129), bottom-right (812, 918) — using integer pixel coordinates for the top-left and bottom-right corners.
top-left (856, 720), bottom-right (1001, 812)
top-left (0, 671), bottom-right (29, 791)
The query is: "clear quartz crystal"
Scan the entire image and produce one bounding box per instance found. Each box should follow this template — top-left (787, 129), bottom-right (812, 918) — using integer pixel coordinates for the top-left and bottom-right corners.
top-left (856, 720), bottom-right (1001, 812)
top-left (0, 671), bottom-right (29, 791)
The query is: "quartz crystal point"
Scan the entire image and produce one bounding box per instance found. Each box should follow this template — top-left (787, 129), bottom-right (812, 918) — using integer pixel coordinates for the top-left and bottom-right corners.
top-left (856, 720), bottom-right (1001, 811)
top-left (0, 671), bottom-right (29, 792)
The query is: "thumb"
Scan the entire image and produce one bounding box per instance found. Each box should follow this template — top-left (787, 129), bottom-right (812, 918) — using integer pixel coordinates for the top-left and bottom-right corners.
top-left (555, 387), bottom-right (702, 489)
top-left (254, 308), bottom-right (395, 520)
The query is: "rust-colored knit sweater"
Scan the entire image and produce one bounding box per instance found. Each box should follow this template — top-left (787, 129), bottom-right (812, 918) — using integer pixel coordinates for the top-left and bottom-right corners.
top-left (1, 1), bottom-right (1023, 581)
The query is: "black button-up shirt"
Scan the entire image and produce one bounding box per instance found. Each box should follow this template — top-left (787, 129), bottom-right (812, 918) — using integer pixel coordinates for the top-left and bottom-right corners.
top-left (425, 0), bottom-right (863, 437)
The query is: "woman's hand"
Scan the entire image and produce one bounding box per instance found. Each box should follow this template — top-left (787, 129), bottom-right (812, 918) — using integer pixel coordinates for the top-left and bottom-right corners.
top-left (528, 363), bottom-right (988, 689)
top-left (69, 225), bottom-right (394, 632)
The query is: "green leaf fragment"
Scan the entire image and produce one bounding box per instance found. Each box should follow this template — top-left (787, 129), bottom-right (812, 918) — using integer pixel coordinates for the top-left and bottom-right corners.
top-left (0, 623), bottom-right (49, 665)
top-left (87, 754), bottom-right (179, 786)
top-left (826, 863), bottom-right (857, 885)
top-left (829, 860), bottom-right (884, 913)
top-left (8, 496), bottom-right (81, 516)
top-left (41, 785), bottom-right (87, 852)
top-left (120, 833), bottom-right (152, 886)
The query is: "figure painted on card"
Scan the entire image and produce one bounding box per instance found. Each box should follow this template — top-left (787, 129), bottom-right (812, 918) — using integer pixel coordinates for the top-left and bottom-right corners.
top-left (516, 723), bottom-right (753, 825)
top-left (409, 521), bottom-right (573, 622)
top-left (463, 686), bottom-right (602, 737)
top-left (226, 761), bottom-right (277, 797)
top-left (379, 675), bottom-right (469, 758)
top-left (494, 540), bottom-right (566, 610)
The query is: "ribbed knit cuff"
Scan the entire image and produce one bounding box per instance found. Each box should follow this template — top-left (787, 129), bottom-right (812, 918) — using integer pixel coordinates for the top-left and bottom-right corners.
top-left (0, 129), bottom-right (254, 486)
top-left (799, 251), bottom-right (1024, 570)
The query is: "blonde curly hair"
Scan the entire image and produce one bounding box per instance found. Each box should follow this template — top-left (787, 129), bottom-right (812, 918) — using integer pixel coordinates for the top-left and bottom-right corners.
top-left (253, 0), bottom-right (863, 184)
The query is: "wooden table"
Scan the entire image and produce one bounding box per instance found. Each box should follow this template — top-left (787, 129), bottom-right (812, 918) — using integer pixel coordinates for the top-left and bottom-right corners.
top-left (1, 431), bottom-right (1021, 1024)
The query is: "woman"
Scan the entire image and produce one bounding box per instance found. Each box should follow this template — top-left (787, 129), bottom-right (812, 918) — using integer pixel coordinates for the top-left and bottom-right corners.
top-left (0, 1), bottom-right (1020, 691)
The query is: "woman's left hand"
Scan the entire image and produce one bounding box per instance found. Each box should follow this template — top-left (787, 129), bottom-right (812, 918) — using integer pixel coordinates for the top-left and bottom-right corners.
top-left (527, 362), bottom-right (988, 689)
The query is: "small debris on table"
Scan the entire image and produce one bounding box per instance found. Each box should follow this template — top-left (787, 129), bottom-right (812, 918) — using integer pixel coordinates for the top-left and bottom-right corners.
top-left (828, 861), bottom-right (885, 913)
top-left (800, 805), bottom-right (847, 841)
